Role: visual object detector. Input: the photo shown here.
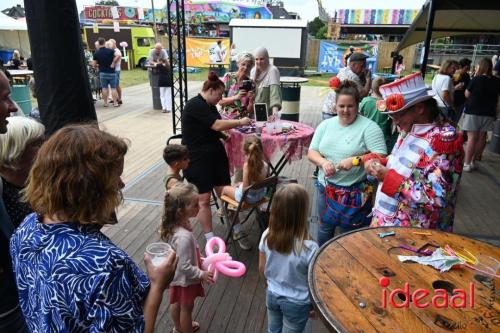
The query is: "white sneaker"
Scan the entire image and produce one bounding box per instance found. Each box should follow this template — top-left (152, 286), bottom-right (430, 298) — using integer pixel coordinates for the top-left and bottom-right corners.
top-left (463, 164), bottom-right (473, 172)
top-left (232, 231), bottom-right (252, 250)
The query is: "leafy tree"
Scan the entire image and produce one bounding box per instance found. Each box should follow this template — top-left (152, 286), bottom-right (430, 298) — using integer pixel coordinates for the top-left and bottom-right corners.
top-left (308, 17), bottom-right (325, 36)
top-left (96, 1), bottom-right (119, 6)
top-left (316, 26), bottom-right (328, 39)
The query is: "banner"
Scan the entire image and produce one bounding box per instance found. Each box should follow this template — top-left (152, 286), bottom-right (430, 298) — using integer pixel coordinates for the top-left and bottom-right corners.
top-left (171, 1), bottom-right (272, 23)
top-left (318, 41), bottom-right (378, 74)
top-left (83, 6), bottom-right (164, 22)
top-left (335, 9), bottom-right (418, 25)
top-left (186, 37), bottom-right (230, 67)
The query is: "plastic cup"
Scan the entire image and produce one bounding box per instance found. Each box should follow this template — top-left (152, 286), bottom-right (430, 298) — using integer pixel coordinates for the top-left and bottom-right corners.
top-left (266, 121), bottom-right (275, 135)
top-left (146, 242), bottom-right (173, 267)
top-left (255, 123), bottom-right (263, 136)
top-left (275, 121), bottom-right (283, 134)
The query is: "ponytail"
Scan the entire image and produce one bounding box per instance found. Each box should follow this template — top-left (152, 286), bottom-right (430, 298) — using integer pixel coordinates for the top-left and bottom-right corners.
top-left (243, 136), bottom-right (264, 185)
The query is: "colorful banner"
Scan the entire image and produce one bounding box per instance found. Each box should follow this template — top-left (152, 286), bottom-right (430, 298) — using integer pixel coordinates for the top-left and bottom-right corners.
top-left (83, 6), bottom-right (164, 22)
top-left (318, 41), bottom-right (378, 74)
top-left (335, 9), bottom-right (418, 25)
top-left (186, 37), bottom-right (230, 67)
top-left (171, 1), bottom-right (272, 23)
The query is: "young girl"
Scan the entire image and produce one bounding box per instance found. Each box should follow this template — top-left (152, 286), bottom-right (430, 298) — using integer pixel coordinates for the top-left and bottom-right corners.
top-left (221, 135), bottom-right (267, 250)
top-left (161, 183), bottom-right (214, 333)
top-left (259, 184), bottom-right (319, 333)
top-left (157, 58), bottom-right (172, 113)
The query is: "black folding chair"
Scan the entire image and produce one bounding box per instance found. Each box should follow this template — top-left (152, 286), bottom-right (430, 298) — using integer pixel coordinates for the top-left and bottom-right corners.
top-left (219, 176), bottom-right (278, 248)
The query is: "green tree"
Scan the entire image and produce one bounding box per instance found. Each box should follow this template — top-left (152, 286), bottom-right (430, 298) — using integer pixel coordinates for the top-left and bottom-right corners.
top-left (316, 26), bottom-right (328, 39)
top-left (96, 1), bottom-right (120, 6)
top-left (308, 17), bottom-right (325, 36)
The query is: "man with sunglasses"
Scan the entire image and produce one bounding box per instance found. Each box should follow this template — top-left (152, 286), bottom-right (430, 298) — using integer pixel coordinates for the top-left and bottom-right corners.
top-left (364, 73), bottom-right (464, 232)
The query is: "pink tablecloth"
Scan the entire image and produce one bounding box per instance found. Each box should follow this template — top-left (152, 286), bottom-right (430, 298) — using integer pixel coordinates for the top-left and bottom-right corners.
top-left (224, 121), bottom-right (315, 174)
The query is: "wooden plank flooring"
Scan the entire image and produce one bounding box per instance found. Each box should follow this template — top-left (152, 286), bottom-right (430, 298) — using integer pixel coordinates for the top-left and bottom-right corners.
top-left (97, 83), bottom-right (500, 332)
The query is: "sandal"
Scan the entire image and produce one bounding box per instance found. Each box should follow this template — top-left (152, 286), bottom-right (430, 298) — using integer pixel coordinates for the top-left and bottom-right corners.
top-left (171, 321), bottom-right (199, 333)
top-left (103, 104), bottom-right (108, 107)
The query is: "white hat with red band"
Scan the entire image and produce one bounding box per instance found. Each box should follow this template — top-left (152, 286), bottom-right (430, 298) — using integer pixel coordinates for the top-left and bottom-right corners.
top-left (376, 72), bottom-right (435, 114)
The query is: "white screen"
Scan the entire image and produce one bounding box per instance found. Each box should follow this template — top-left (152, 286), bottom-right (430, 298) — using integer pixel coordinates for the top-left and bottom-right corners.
top-left (232, 27), bottom-right (302, 59)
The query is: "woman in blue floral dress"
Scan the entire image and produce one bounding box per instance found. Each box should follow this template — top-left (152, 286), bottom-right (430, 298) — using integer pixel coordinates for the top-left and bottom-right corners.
top-left (10, 125), bottom-right (177, 333)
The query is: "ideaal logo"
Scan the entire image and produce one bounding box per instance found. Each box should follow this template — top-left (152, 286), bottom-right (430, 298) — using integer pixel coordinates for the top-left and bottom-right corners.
top-left (379, 277), bottom-right (475, 309)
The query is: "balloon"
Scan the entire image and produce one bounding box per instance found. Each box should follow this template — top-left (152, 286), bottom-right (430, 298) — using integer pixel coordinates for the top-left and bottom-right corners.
top-left (202, 237), bottom-right (246, 281)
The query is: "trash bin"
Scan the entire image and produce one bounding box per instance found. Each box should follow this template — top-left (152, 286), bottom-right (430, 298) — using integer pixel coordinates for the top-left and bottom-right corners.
top-left (280, 84), bottom-right (301, 122)
top-left (489, 119), bottom-right (500, 154)
top-left (11, 84), bottom-right (32, 116)
top-left (148, 67), bottom-right (162, 110)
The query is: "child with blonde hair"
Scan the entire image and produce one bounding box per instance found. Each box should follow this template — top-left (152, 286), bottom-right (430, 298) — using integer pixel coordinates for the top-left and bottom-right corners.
top-left (259, 184), bottom-right (319, 333)
top-left (221, 135), bottom-right (268, 250)
top-left (161, 183), bottom-right (214, 333)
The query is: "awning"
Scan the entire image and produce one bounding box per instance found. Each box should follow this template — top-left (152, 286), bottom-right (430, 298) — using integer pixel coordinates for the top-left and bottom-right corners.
top-left (396, 0), bottom-right (500, 51)
top-left (0, 13), bottom-right (27, 31)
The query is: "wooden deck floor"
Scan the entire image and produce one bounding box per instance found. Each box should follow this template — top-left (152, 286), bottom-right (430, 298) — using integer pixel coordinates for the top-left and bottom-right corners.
top-left (97, 83), bottom-right (500, 332)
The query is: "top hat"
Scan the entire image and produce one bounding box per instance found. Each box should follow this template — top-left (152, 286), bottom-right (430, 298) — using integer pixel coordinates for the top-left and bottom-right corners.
top-left (376, 72), bottom-right (435, 114)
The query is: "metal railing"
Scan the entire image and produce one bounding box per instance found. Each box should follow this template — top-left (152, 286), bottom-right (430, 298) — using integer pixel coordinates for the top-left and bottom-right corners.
top-left (415, 43), bottom-right (500, 66)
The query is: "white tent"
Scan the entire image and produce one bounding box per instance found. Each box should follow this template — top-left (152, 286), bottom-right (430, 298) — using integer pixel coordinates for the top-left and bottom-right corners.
top-left (0, 13), bottom-right (30, 59)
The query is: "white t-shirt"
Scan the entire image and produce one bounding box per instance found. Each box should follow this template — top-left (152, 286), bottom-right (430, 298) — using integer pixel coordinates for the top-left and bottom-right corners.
top-left (432, 74), bottom-right (453, 108)
top-left (321, 67), bottom-right (363, 114)
top-left (259, 228), bottom-right (318, 303)
top-left (113, 48), bottom-right (122, 72)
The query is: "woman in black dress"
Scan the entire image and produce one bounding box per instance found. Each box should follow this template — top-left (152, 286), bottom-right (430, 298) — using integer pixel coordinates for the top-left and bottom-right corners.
top-left (182, 71), bottom-right (251, 240)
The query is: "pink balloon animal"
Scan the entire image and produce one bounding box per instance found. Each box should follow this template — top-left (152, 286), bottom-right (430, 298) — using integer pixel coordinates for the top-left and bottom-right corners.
top-left (202, 237), bottom-right (246, 281)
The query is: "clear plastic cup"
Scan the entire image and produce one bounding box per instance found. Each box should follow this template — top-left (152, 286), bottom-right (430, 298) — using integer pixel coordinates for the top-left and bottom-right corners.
top-left (255, 123), bottom-right (263, 136)
top-left (266, 121), bottom-right (275, 135)
top-left (146, 242), bottom-right (173, 267)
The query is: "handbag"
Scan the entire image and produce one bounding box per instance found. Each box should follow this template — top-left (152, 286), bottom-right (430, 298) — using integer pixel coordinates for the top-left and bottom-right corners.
top-left (321, 180), bottom-right (373, 227)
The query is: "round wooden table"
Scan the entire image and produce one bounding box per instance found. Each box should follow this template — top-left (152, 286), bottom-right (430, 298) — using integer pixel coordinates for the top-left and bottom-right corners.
top-left (309, 227), bottom-right (500, 333)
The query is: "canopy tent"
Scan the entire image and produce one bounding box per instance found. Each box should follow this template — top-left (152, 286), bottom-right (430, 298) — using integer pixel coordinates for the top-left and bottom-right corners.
top-left (396, 0), bottom-right (500, 52)
top-left (0, 13), bottom-right (30, 58)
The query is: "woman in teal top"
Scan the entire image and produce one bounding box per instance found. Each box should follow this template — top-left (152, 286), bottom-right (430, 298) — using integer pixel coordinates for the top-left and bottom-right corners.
top-left (308, 80), bottom-right (387, 246)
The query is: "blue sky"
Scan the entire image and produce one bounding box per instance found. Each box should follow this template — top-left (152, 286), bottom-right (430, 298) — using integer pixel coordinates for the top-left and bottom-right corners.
top-left (2, 0), bottom-right (426, 21)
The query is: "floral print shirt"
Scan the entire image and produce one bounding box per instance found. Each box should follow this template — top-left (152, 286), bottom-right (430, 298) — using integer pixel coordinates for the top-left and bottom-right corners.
top-left (222, 72), bottom-right (249, 117)
top-left (10, 213), bottom-right (150, 333)
top-left (371, 123), bottom-right (464, 231)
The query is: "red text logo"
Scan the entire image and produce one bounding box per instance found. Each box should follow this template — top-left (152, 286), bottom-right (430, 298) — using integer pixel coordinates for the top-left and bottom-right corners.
top-left (379, 277), bottom-right (475, 309)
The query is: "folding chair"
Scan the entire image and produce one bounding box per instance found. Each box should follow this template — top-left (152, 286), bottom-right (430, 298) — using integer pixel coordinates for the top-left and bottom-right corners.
top-left (165, 134), bottom-right (223, 224)
top-left (220, 175), bottom-right (278, 247)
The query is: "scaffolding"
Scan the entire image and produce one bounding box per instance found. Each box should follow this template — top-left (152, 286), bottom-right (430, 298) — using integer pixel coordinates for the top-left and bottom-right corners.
top-left (166, 0), bottom-right (188, 134)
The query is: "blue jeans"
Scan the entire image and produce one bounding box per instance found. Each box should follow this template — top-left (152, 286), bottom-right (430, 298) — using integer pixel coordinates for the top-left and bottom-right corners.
top-left (266, 290), bottom-right (310, 333)
top-left (315, 181), bottom-right (359, 247)
top-left (321, 112), bottom-right (336, 120)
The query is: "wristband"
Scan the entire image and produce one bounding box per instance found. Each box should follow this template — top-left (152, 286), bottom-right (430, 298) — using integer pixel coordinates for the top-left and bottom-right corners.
top-left (352, 156), bottom-right (361, 167)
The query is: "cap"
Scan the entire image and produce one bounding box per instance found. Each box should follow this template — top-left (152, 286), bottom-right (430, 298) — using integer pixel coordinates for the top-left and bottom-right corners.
top-left (349, 52), bottom-right (369, 62)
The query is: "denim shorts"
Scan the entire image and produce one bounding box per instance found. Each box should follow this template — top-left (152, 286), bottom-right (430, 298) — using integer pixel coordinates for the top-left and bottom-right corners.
top-left (99, 72), bottom-right (117, 89)
top-left (115, 71), bottom-right (120, 86)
